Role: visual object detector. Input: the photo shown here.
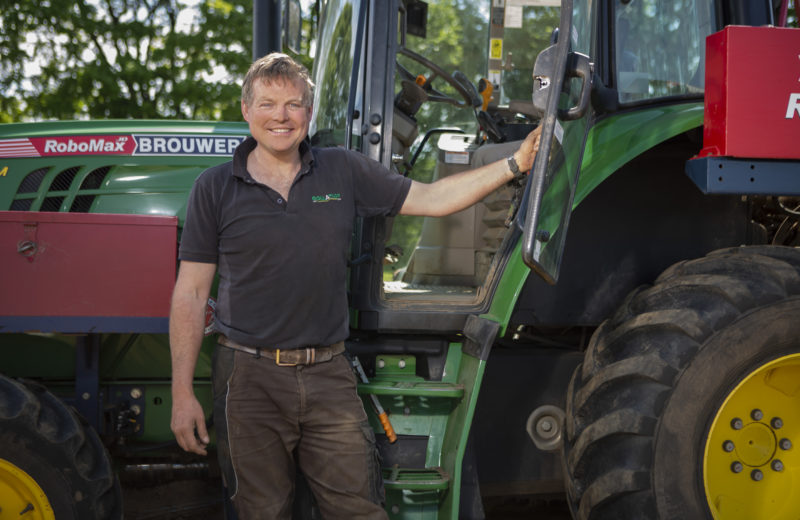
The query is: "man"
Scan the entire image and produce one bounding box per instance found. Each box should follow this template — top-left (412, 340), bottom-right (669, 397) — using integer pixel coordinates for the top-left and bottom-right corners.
top-left (170, 53), bottom-right (541, 519)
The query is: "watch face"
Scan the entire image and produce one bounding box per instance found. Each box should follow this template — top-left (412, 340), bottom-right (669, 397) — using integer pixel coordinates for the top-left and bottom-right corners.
top-left (508, 156), bottom-right (520, 175)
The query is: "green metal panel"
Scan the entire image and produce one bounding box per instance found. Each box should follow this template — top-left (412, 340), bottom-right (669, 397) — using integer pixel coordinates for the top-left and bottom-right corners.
top-left (575, 102), bottom-right (705, 207)
top-left (0, 119), bottom-right (249, 219)
top-left (0, 333), bottom-right (215, 381)
top-left (485, 102), bottom-right (704, 333)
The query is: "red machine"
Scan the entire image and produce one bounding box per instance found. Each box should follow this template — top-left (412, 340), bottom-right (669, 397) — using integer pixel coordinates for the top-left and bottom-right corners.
top-left (0, 212), bottom-right (177, 332)
top-left (700, 25), bottom-right (800, 159)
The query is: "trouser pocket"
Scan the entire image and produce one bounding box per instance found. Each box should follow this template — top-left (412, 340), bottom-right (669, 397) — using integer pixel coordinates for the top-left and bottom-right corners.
top-left (360, 421), bottom-right (386, 506)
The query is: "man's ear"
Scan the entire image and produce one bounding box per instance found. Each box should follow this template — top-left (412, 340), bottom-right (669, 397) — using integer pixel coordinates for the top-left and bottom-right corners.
top-left (241, 99), bottom-right (249, 122)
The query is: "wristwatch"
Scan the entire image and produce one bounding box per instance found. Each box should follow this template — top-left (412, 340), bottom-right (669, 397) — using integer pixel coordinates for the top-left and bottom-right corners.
top-left (507, 155), bottom-right (525, 182)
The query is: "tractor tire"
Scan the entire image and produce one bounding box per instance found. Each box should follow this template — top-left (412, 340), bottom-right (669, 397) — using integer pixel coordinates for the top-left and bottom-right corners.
top-left (563, 245), bottom-right (800, 520)
top-left (0, 375), bottom-right (122, 519)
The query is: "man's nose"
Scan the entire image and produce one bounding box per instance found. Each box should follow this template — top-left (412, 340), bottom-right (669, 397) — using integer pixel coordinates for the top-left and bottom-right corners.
top-left (273, 105), bottom-right (289, 119)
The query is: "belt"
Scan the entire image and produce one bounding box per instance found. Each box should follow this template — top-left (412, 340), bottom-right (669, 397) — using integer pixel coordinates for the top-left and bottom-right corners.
top-left (217, 335), bottom-right (345, 366)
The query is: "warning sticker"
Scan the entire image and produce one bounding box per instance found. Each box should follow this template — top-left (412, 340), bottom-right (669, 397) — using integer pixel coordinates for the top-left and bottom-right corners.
top-left (490, 38), bottom-right (503, 60)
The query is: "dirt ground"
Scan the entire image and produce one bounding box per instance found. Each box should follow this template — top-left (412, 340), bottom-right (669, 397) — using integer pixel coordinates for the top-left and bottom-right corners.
top-left (122, 479), bottom-right (225, 520)
top-left (122, 479), bottom-right (571, 520)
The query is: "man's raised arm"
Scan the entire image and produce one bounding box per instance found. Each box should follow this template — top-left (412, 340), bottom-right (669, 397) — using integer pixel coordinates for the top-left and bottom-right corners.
top-left (400, 126), bottom-right (541, 217)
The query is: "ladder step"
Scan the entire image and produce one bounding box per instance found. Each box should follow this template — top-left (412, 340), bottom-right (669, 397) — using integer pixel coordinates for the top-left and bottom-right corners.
top-left (357, 381), bottom-right (464, 398)
top-left (383, 466), bottom-right (450, 491)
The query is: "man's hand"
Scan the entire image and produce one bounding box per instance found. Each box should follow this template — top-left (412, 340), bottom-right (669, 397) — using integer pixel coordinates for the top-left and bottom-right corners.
top-left (512, 125), bottom-right (542, 173)
top-left (171, 393), bottom-right (210, 455)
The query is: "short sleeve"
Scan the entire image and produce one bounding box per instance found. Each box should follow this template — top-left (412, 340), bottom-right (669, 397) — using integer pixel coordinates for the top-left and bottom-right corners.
top-left (178, 170), bottom-right (220, 264)
top-left (346, 151), bottom-right (412, 217)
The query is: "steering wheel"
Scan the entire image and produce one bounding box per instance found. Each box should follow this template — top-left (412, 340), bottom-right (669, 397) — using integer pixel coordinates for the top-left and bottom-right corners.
top-left (396, 47), bottom-right (476, 109)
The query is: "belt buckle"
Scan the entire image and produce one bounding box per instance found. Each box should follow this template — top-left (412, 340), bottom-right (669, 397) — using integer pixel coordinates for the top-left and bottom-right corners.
top-left (275, 349), bottom-right (298, 367)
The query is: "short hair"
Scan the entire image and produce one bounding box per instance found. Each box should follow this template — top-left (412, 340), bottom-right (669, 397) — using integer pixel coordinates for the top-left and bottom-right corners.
top-left (241, 53), bottom-right (315, 107)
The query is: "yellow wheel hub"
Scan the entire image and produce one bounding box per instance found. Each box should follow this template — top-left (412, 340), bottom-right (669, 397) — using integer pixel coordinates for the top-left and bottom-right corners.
top-left (704, 353), bottom-right (800, 519)
top-left (0, 459), bottom-right (55, 520)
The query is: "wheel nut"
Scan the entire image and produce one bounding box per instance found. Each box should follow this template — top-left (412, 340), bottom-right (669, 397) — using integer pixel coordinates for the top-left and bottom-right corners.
top-left (751, 409), bottom-right (764, 421)
top-left (780, 438), bottom-right (792, 451)
top-left (731, 461), bottom-right (743, 473)
top-left (771, 417), bottom-right (783, 429)
top-left (751, 469), bottom-right (763, 481)
top-left (731, 418), bottom-right (744, 430)
top-left (772, 460), bottom-right (784, 472)
top-left (722, 440), bottom-right (735, 452)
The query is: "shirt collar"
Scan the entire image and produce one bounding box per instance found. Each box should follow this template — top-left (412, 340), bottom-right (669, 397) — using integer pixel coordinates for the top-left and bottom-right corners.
top-left (232, 136), bottom-right (315, 181)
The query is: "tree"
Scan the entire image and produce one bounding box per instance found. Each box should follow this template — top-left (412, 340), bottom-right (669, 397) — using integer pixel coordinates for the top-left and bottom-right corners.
top-left (0, 0), bottom-right (257, 122)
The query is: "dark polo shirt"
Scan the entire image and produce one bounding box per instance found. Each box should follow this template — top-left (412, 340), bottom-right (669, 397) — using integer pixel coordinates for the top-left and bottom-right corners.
top-left (179, 137), bottom-right (411, 349)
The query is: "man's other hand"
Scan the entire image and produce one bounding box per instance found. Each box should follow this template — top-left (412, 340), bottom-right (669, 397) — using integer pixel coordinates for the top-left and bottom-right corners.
top-left (171, 393), bottom-right (210, 455)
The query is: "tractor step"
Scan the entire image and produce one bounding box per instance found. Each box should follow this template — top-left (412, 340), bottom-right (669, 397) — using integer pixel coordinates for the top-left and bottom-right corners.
top-left (357, 380), bottom-right (464, 399)
top-left (383, 466), bottom-right (450, 506)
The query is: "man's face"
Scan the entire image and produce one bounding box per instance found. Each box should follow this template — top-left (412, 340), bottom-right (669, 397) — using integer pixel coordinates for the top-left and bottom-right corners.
top-left (241, 77), bottom-right (312, 160)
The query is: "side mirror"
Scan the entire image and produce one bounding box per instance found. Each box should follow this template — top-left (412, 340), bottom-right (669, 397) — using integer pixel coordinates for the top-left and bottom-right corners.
top-left (283, 0), bottom-right (302, 53)
top-left (406, 0), bottom-right (428, 38)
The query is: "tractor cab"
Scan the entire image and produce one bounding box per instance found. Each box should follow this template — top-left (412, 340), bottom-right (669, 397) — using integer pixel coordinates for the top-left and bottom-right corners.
top-left (310, 0), bottom-right (560, 328)
top-left (309, 0), bottom-right (726, 328)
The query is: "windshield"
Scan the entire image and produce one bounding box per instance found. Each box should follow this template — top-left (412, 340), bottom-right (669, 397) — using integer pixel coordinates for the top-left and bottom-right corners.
top-left (385, 0), bottom-right (560, 301)
top-left (309, 0), bottom-right (364, 147)
top-left (614, 0), bottom-right (715, 103)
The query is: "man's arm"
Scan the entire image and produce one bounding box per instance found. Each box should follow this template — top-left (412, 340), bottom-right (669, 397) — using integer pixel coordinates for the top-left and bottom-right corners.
top-left (400, 126), bottom-right (541, 217)
top-left (170, 260), bottom-right (217, 456)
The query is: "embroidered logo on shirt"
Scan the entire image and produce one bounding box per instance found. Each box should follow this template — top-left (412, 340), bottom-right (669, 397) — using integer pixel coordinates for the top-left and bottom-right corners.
top-left (311, 193), bottom-right (342, 203)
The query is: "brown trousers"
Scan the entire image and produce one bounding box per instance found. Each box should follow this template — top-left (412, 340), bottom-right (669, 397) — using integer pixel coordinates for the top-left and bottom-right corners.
top-left (212, 346), bottom-right (387, 520)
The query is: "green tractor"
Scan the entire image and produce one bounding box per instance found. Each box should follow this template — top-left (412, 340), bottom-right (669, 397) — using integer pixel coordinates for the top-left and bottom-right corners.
top-left (2, 0), bottom-right (799, 519)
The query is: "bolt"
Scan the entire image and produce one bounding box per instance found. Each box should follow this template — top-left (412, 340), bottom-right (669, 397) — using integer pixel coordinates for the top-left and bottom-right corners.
top-left (130, 405), bottom-right (142, 416)
top-left (403, 406), bottom-right (411, 416)
top-left (731, 418), bottom-right (744, 430)
top-left (771, 417), bottom-right (784, 429)
top-left (731, 461), bottom-right (743, 473)
top-left (772, 460), bottom-right (784, 472)
top-left (722, 440), bottom-right (735, 452)
top-left (398, 359), bottom-right (406, 369)
top-left (377, 359), bottom-right (385, 369)
top-left (780, 438), bottom-right (792, 451)
top-left (751, 469), bottom-right (764, 481)
top-left (130, 388), bottom-right (142, 400)
top-left (82, 392), bottom-right (91, 400)
top-left (391, 505), bottom-right (400, 514)
top-left (751, 409), bottom-right (764, 421)
top-left (540, 419), bottom-right (554, 432)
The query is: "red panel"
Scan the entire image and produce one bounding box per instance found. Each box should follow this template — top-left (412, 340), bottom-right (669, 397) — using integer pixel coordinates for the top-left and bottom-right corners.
top-left (701, 26), bottom-right (800, 159)
top-left (0, 212), bottom-right (177, 318)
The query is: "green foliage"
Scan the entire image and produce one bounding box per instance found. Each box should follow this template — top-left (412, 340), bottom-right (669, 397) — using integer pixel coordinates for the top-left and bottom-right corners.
top-left (0, 0), bottom-right (314, 121)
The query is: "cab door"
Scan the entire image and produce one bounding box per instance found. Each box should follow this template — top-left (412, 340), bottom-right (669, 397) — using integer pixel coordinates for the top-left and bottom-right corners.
top-left (519, 0), bottom-right (595, 284)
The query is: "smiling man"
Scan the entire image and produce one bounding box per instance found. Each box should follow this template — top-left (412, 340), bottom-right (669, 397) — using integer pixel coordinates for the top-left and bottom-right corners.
top-left (169, 53), bottom-right (540, 519)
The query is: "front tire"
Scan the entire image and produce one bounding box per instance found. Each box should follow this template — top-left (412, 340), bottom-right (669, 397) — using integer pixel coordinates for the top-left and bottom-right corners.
top-left (563, 246), bottom-right (800, 519)
top-left (0, 376), bottom-right (122, 519)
